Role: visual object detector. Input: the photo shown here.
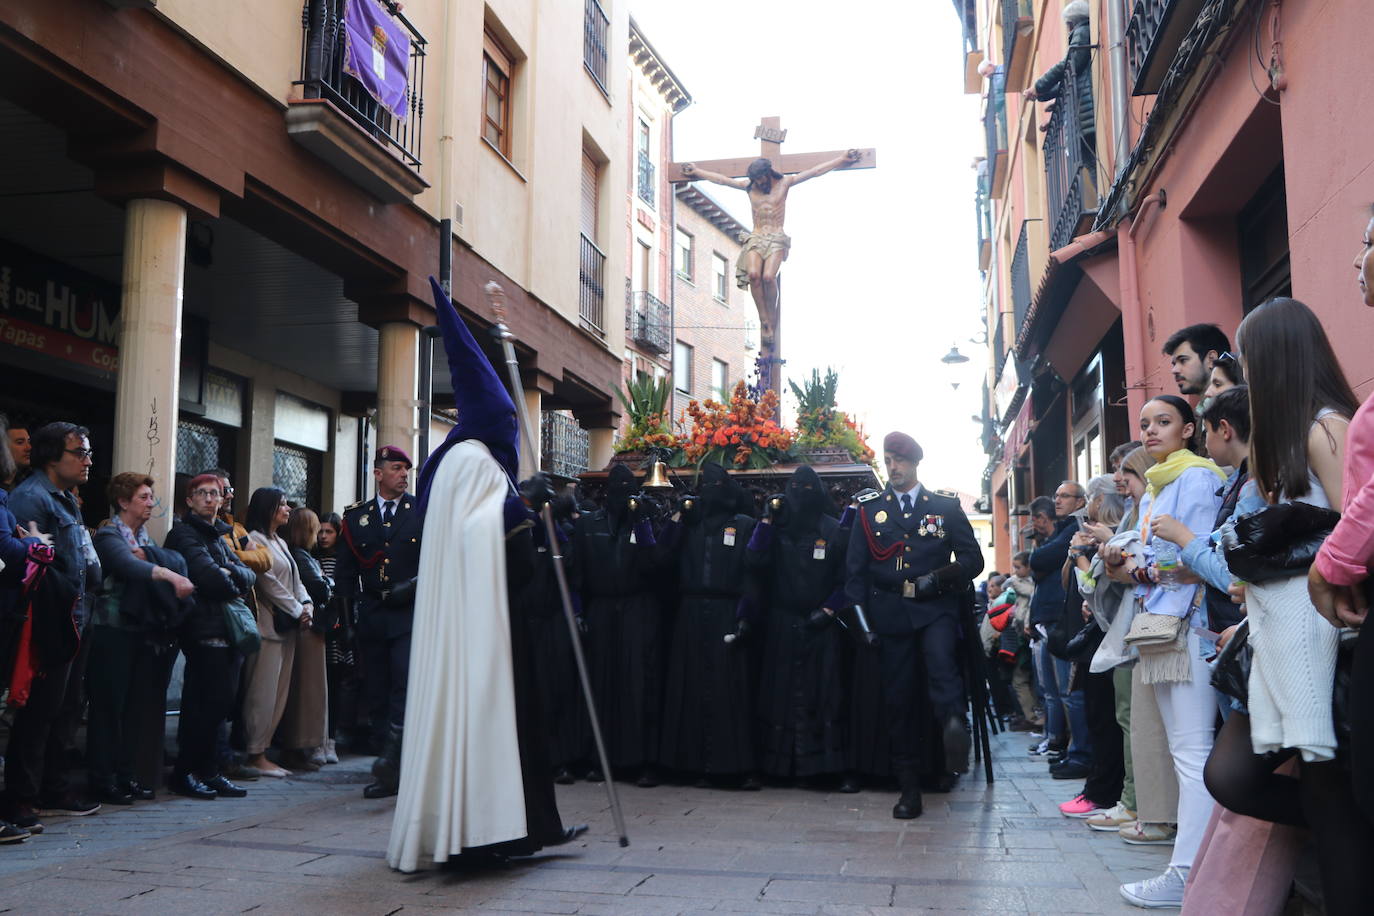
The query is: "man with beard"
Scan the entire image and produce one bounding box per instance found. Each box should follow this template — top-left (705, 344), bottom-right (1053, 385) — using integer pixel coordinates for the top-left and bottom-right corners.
top-left (658, 463), bottom-right (758, 787)
top-left (566, 464), bottom-right (661, 786)
top-left (749, 466), bottom-right (853, 784)
top-left (1162, 323), bottom-right (1230, 396)
top-left (845, 432), bottom-right (983, 819)
top-left (386, 279), bottom-right (580, 872)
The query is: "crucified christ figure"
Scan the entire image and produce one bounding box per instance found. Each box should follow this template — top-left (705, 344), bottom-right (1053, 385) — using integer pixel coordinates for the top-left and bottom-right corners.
top-left (680, 149), bottom-right (860, 351)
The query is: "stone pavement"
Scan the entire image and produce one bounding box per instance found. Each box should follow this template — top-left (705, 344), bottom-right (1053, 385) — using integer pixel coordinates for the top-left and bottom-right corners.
top-left (0, 728), bottom-right (1172, 914)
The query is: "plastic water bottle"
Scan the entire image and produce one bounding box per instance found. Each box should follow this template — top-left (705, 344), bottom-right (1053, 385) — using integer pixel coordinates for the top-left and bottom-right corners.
top-left (1154, 541), bottom-right (1181, 591)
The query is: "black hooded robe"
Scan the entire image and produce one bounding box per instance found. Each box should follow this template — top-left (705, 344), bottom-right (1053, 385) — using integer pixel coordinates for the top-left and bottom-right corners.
top-left (524, 514), bottom-right (586, 771)
top-left (750, 469), bottom-right (850, 778)
top-left (658, 466), bottom-right (757, 776)
top-left (567, 470), bottom-right (663, 771)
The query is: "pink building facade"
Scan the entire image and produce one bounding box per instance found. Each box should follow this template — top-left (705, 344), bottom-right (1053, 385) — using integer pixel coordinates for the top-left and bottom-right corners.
top-left (962, 0), bottom-right (1374, 572)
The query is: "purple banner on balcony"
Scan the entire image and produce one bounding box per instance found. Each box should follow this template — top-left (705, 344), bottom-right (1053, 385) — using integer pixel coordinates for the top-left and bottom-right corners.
top-left (342, 0), bottom-right (409, 120)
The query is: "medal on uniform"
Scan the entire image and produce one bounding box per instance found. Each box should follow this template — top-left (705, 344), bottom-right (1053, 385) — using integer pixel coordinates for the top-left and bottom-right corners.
top-left (874, 510), bottom-right (888, 524)
top-left (813, 538), bottom-right (827, 560)
top-left (359, 515), bottom-right (369, 527)
top-left (903, 580), bottom-right (916, 598)
top-left (924, 515), bottom-right (941, 537)
top-left (935, 515), bottom-right (945, 537)
top-left (723, 526), bottom-right (736, 547)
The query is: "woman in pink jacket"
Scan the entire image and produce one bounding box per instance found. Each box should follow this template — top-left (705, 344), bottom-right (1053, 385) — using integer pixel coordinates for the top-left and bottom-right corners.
top-left (1310, 206), bottom-right (1374, 829)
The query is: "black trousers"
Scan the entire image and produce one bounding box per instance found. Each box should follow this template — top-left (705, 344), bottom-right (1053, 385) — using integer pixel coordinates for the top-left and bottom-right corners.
top-left (1350, 607), bottom-right (1374, 822)
top-left (3, 657), bottom-right (74, 803)
top-left (879, 614), bottom-right (961, 772)
top-left (359, 615), bottom-right (411, 743)
top-left (1081, 668), bottom-right (1123, 806)
top-left (177, 642), bottom-right (236, 779)
top-left (84, 626), bottom-right (175, 789)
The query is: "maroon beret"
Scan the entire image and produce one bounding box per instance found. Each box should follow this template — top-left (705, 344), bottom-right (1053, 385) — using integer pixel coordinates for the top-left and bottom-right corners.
top-left (374, 445), bottom-right (413, 468)
top-left (883, 431), bottom-right (923, 463)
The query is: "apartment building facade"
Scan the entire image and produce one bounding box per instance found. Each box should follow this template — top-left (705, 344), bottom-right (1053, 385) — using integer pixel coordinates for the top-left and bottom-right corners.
top-left (0, 0), bottom-right (630, 534)
top-left (961, 0), bottom-right (1374, 570)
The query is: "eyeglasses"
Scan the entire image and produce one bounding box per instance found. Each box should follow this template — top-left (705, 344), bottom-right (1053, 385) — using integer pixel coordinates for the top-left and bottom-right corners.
top-left (65, 448), bottom-right (94, 461)
top-left (191, 488), bottom-right (222, 499)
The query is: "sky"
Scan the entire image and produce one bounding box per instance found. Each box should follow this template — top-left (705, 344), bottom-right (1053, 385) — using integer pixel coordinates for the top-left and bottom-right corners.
top-left (631, 0), bottom-right (990, 495)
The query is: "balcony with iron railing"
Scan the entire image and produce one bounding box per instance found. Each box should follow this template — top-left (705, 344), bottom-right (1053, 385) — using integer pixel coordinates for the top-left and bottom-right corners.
top-left (289, 0), bottom-right (428, 202)
top-left (626, 289), bottom-right (671, 355)
top-left (1042, 58), bottom-right (1098, 251)
top-left (637, 151), bottom-right (656, 208)
top-left (993, 308), bottom-right (1008, 379)
top-left (1010, 221), bottom-right (1032, 343)
top-left (975, 171), bottom-right (993, 270)
top-left (583, 0), bottom-right (610, 94)
top-left (1126, 0), bottom-right (1206, 96)
top-left (579, 234), bottom-right (606, 338)
top-left (1001, 0), bottom-right (1033, 90)
top-left (984, 70), bottom-right (1009, 198)
top-left (541, 410), bottom-right (590, 478)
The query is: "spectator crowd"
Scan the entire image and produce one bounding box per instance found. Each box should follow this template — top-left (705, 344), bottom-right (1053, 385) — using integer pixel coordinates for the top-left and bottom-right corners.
top-left (973, 209), bottom-right (1374, 912)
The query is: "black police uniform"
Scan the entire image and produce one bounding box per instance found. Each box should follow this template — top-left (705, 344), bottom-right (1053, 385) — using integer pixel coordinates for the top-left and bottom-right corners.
top-left (844, 485), bottom-right (983, 796)
top-left (335, 493), bottom-right (423, 747)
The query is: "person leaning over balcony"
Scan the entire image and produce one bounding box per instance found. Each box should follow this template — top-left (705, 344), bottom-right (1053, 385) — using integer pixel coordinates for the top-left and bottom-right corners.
top-left (1022, 1), bottom-right (1095, 149)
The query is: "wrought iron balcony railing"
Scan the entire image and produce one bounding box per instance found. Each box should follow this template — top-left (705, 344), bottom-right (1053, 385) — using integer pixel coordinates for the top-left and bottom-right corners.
top-left (1010, 221), bottom-right (1032, 343)
top-left (1125, 0), bottom-right (1206, 95)
top-left (637, 151), bottom-right (656, 208)
top-left (1042, 57), bottom-right (1097, 251)
top-left (583, 0), bottom-right (610, 93)
top-left (983, 70), bottom-right (1008, 196)
top-left (628, 290), bottom-right (671, 355)
top-left (579, 234), bottom-right (606, 337)
top-left (993, 307), bottom-right (1008, 379)
top-left (297, 0), bottom-right (426, 170)
top-left (1001, 0), bottom-right (1032, 76)
top-left (541, 410), bottom-right (590, 479)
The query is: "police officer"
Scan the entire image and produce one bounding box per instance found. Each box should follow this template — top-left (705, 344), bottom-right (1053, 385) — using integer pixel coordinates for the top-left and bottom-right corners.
top-left (844, 432), bottom-right (983, 819)
top-left (336, 445), bottom-right (422, 799)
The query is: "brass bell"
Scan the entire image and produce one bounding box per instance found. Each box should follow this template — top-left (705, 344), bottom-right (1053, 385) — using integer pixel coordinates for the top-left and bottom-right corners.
top-left (644, 460), bottom-right (673, 491)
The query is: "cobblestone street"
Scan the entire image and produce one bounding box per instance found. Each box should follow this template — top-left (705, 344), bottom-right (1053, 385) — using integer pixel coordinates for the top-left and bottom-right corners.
top-left (0, 728), bottom-right (1170, 914)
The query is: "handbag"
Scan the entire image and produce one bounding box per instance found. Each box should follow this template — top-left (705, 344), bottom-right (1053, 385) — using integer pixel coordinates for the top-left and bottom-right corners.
top-left (271, 605), bottom-right (301, 634)
top-left (1124, 610), bottom-right (1186, 646)
top-left (1222, 502), bottom-right (1341, 584)
top-left (222, 596), bottom-right (262, 655)
top-left (1210, 618), bottom-right (1252, 704)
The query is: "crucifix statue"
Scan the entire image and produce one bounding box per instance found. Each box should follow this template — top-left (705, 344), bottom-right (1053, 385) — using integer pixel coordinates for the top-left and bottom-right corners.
top-left (669, 117), bottom-right (876, 393)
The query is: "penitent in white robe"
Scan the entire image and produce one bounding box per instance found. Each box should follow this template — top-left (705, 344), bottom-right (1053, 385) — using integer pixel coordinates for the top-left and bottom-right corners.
top-left (387, 440), bottom-right (527, 872)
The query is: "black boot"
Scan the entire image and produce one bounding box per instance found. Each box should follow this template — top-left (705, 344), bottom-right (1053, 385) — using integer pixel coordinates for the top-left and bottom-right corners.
top-left (892, 767), bottom-right (922, 820)
top-left (943, 713), bottom-right (971, 776)
top-left (364, 724), bottom-right (403, 799)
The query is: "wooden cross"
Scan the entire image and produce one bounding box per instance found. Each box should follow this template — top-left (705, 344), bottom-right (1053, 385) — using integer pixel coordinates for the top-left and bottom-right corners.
top-left (666, 116), bottom-right (876, 183)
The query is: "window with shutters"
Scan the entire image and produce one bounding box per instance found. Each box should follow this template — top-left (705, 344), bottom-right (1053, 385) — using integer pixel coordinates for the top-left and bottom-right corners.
top-left (675, 227), bottom-right (694, 281)
top-left (712, 252), bottom-right (729, 302)
top-left (711, 359), bottom-right (729, 400)
top-left (674, 340), bottom-right (693, 393)
top-left (579, 146), bottom-right (606, 336)
top-left (482, 30), bottom-right (514, 157)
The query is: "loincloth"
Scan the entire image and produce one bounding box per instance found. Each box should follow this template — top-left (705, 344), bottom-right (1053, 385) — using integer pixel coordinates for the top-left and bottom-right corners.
top-left (735, 231), bottom-right (791, 290)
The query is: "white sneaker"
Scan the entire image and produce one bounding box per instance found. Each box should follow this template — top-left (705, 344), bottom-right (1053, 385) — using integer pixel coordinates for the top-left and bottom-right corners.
top-left (1086, 802), bottom-right (1136, 831)
top-left (1120, 866), bottom-right (1188, 908)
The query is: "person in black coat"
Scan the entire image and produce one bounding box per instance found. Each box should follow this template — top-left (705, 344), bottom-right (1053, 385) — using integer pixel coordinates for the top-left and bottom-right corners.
top-left (845, 432), bottom-right (984, 819)
top-left (749, 466), bottom-right (852, 783)
top-left (566, 464), bottom-right (661, 785)
top-left (658, 462), bottom-right (758, 786)
top-left (1024, 2), bottom-right (1095, 155)
top-left (163, 474), bottom-right (257, 800)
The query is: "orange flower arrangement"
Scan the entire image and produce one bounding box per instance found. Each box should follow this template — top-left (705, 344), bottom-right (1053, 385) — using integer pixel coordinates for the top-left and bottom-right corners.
top-left (680, 380), bottom-right (796, 469)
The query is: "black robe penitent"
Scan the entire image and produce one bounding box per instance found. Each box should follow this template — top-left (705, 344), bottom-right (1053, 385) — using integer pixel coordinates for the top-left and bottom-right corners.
top-left (658, 512), bottom-right (757, 776)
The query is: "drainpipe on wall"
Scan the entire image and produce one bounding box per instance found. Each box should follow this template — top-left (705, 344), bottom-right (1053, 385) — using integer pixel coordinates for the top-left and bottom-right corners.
top-left (1106, 0), bottom-right (1131, 176)
top-left (1116, 191), bottom-right (1165, 417)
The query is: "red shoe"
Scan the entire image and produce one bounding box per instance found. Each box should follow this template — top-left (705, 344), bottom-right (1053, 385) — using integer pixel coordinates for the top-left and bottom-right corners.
top-left (1059, 794), bottom-right (1108, 818)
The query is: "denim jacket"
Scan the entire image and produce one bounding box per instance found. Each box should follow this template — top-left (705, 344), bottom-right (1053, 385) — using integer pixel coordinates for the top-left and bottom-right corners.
top-left (9, 472), bottom-right (97, 606)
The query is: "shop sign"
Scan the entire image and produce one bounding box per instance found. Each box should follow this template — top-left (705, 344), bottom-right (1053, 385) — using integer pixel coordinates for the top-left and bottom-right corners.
top-left (0, 240), bottom-right (120, 374)
top-left (1003, 394), bottom-right (1033, 472)
top-left (993, 353), bottom-right (1022, 422)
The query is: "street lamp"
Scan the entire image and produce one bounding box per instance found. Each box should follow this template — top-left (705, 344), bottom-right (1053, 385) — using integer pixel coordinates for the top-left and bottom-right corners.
top-left (941, 344), bottom-right (970, 365)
